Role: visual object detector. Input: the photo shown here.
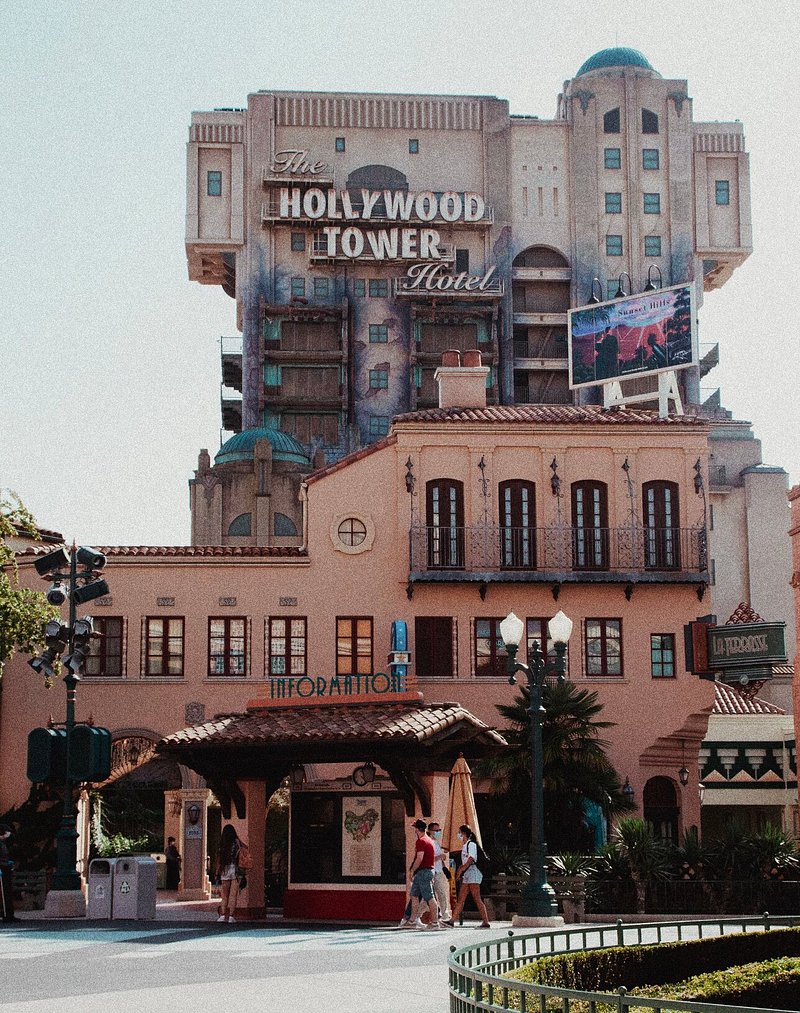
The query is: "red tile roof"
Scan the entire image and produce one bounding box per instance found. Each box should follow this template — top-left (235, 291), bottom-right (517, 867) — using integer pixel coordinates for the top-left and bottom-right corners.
top-left (712, 682), bottom-right (786, 715)
top-left (19, 544), bottom-right (306, 559)
top-left (160, 701), bottom-right (507, 748)
top-left (305, 434), bottom-right (397, 485)
top-left (392, 405), bottom-right (708, 426)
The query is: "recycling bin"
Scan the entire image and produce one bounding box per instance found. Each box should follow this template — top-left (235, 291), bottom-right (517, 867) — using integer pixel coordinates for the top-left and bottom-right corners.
top-left (87, 859), bottom-right (114, 918)
top-left (149, 852), bottom-right (167, 889)
top-left (111, 857), bottom-right (157, 919)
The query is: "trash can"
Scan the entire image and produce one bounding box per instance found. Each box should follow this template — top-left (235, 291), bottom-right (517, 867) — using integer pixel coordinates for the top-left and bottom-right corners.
top-left (87, 859), bottom-right (114, 919)
top-left (149, 852), bottom-right (167, 890)
top-left (111, 857), bottom-right (157, 919)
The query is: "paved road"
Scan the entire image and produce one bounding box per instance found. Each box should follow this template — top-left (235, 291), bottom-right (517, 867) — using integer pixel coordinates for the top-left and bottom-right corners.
top-left (0, 920), bottom-right (501, 1013)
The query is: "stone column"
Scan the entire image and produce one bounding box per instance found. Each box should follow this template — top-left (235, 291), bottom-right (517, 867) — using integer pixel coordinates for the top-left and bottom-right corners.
top-left (178, 789), bottom-right (212, 900)
top-left (230, 780), bottom-right (267, 919)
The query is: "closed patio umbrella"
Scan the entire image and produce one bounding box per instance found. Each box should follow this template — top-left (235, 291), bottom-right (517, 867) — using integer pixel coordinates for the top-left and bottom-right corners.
top-left (442, 754), bottom-right (483, 854)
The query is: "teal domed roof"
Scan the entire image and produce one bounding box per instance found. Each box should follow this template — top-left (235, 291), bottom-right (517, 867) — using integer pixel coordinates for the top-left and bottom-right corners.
top-left (576, 48), bottom-right (658, 78)
top-left (215, 428), bottom-right (310, 466)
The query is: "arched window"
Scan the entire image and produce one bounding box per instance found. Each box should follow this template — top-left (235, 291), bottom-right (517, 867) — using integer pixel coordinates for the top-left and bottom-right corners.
top-left (228, 513), bottom-right (252, 537)
top-left (274, 512), bottom-right (298, 537)
top-left (642, 109), bottom-right (659, 134)
top-left (512, 246), bottom-right (570, 269)
top-left (426, 479), bottom-right (464, 569)
top-left (643, 481), bottom-right (680, 569)
top-left (603, 108), bottom-right (620, 134)
top-left (499, 480), bottom-right (536, 569)
top-left (346, 164), bottom-right (408, 192)
top-left (643, 776), bottom-right (678, 842)
top-left (571, 481), bottom-right (608, 570)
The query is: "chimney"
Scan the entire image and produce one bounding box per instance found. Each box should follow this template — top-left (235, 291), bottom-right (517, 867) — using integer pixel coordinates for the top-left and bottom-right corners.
top-left (435, 349), bottom-right (489, 409)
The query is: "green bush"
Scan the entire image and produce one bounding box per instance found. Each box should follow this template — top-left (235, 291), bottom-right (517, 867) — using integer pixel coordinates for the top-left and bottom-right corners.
top-left (633, 955), bottom-right (800, 1010)
top-left (506, 927), bottom-right (800, 992)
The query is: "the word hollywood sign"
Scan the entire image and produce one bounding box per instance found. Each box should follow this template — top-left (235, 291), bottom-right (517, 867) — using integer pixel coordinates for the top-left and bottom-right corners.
top-left (270, 149), bottom-right (492, 269)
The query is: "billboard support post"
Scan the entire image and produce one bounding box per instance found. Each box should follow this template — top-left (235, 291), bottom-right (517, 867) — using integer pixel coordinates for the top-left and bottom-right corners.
top-left (602, 370), bottom-right (684, 418)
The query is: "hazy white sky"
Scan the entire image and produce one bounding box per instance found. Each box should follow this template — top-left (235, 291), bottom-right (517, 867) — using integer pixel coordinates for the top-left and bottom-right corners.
top-left (2, 0), bottom-right (798, 545)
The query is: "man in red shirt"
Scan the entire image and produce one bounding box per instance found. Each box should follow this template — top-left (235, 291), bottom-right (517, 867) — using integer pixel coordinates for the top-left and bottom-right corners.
top-left (406, 819), bottom-right (443, 929)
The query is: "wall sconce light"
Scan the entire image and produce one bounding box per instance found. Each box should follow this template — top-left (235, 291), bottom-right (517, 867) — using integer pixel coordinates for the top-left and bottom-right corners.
top-left (622, 777), bottom-right (635, 802)
top-left (588, 278), bottom-right (603, 304)
top-left (693, 458), bottom-right (704, 496)
top-left (679, 740), bottom-right (690, 786)
top-left (698, 782), bottom-right (706, 804)
top-left (614, 272), bottom-right (632, 300)
top-left (550, 457), bottom-right (561, 497)
top-left (290, 765), bottom-right (307, 789)
top-left (644, 265), bottom-right (663, 292)
top-left (405, 456), bottom-right (415, 494)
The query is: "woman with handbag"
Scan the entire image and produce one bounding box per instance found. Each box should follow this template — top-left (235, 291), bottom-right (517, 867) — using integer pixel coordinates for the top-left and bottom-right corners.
top-left (215, 824), bottom-right (250, 923)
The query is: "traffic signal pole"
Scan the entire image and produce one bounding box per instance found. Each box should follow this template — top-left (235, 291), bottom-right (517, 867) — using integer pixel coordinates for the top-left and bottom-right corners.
top-left (50, 544), bottom-right (81, 894)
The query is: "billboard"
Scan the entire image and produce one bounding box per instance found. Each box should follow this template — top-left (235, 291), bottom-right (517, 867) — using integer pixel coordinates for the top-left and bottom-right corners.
top-left (568, 283), bottom-right (696, 389)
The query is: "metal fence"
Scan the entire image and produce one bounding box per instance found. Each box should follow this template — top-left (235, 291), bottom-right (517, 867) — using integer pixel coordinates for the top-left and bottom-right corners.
top-left (448, 915), bottom-right (800, 1013)
top-left (586, 879), bottom-right (800, 917)
top-left (410, 524), bottom-right (707, 575)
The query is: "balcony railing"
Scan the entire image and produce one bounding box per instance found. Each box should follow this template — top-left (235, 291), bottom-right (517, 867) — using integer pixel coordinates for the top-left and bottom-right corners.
top-left (409, 524), bottom-right (707, 578)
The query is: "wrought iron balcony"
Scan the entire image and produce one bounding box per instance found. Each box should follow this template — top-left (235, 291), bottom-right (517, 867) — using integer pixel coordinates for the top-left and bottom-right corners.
top-left (409, 524), bottom-right (708, 584)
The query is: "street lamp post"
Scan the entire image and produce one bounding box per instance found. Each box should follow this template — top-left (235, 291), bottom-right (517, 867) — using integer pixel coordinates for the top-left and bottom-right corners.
top-left (501, 609), bottom-right (573, 919)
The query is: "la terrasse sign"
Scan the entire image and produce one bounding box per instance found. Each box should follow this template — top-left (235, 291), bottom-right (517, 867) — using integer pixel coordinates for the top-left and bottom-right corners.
top-left (707, 622), bottom-right (787, 669)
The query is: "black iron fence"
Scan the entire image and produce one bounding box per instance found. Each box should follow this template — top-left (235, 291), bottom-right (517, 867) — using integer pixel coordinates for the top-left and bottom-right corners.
top-left (586, 879), bottom-right (800, 916)
top-left (410, 524), bottom-right (707, 576)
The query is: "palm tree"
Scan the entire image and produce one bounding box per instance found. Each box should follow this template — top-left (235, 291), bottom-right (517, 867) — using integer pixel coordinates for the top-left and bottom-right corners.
top-left (611, 817), bottom-right (673, 914)
top-left (479, 680), bottom-right (634, 853)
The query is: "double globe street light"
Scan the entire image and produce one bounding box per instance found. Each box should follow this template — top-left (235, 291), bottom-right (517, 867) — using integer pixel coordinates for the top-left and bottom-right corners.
top-left (500, 609), bottom-right (573, 921)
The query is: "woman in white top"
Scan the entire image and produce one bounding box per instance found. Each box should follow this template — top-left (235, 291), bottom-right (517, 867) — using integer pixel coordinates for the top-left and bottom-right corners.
top-left (446, 824), bottom-right (490, 927)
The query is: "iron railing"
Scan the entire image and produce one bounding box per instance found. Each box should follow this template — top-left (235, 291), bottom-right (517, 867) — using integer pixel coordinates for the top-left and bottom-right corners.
top-left (410, 525), bottom-right (707, 576)
top-left (448, 915), bottom-right (800, 1013)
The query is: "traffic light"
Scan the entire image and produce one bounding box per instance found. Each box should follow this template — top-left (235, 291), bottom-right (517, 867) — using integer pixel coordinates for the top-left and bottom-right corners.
top-left (68, 725), bottom-right (112, 782)
top-left (27, 619), bottom-right (70, 682)
top-left (27, 727), bottom-right (68, 783)
top-left (62, 616), bottom-right (96, 674)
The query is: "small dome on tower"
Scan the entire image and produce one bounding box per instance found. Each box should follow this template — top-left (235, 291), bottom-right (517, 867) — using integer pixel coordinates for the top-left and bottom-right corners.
top-left (576, 47), bottom-right (659, 78)
top-left (215, 428), bottom-right (311, 466)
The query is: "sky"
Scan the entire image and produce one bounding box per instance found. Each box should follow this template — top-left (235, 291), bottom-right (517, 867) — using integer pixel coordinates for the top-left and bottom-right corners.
top-left (2, 0), bottom-right (799, 546)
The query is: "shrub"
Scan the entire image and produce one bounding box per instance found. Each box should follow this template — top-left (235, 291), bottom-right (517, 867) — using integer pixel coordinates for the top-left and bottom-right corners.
top-left (633, 955), bottom-right (800, 1010)
top-left (505, 927), bottom-right (800, 992)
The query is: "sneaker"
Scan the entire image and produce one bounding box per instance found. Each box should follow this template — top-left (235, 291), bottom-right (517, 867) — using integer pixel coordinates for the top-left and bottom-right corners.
top-left (478, 922), bottom-right (491, 928)
top-left (217, 915), bottom-right (227, 922)
top-left (228, 916), bottom-right (236, 924)
top-left (440, 919), bottom-right (454, 927)
top-left (413, 918), bottom-right (425, 929)
top-left (400, 918), bottom-right (417, 928)
top-left (425, 922), bottom-right (445, 930)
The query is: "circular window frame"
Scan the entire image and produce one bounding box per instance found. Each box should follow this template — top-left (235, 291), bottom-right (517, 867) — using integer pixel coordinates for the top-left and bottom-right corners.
top-left (330, 512), bottom-right (375, 555)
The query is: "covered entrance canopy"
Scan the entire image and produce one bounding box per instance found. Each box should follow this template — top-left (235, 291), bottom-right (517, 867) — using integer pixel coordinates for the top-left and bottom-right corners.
top-left (157, 700), bottom-right (506, 819)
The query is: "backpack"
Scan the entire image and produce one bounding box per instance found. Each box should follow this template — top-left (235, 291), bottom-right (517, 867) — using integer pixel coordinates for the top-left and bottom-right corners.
top-left (236, 842), bottom-right (253, 870)
top-left (474, 842), bottom-right (490, 876)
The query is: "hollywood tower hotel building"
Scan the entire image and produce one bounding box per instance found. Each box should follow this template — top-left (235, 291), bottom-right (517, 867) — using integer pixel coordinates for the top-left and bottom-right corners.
top-left (186, 46), bottom-right (750, 480)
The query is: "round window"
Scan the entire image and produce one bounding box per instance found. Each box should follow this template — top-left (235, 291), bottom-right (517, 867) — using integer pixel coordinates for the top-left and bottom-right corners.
top-left (337, 518), bottom-right (367, 546)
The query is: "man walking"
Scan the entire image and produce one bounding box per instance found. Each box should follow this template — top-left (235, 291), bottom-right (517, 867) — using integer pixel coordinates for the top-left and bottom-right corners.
top-left (406, 819), bottom-right (442, 930)
top-left (0, 824), bottom-right (17, 923)
top-left (427, 820), bottom-right (452, 924)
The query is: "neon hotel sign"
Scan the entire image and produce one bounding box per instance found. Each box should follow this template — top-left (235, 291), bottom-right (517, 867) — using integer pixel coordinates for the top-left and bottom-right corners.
top-left (271, 149), bottom-right (497, 289)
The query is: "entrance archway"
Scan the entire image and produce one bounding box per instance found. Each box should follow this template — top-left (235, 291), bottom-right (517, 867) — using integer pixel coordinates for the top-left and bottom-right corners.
top-left (643, 776), bottom-right (679, 842)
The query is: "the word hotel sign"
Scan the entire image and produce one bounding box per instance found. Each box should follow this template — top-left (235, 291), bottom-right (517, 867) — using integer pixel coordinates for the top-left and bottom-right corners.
top-left (707, 622), bottom-right (787, 670)
top-left (270, 148), bottom-right (488, 263)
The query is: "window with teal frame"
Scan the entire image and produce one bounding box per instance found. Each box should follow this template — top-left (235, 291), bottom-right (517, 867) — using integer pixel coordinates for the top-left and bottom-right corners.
top-left (485, 366), bottom-right (494, 389)
top-left (353, 278), bottom-right (366, 297)
top-left (644, 235), bottom-right (662, 257)
top-left (604, 148), bottom-right (621, 169)
top-left (413, 364), bottom-right (422, 388)
top-left (369, 416), bottom-right (390, 438)
top-left (715, 180), bottom-right (730, 205)
top-left (643, 193), bottom-right (661, 214)
top-left (369, 324), bottom-right (388, 343)
top-left (642, 148), bottom-right (659, 170)
top-left (605, 192), bottom-right (622, 214)
top-left (606, 235), bottom-right (623, 256)
top-left (290, 277), bottom-right (305, 297)
top-left (369, 368), bottom-right (388, 390)
top-left (313, 277), bottom-right (329, 298)
top-left (264, 364), bottom-right (282, 387)
top-left (477, 321), bottom-right (489, 344)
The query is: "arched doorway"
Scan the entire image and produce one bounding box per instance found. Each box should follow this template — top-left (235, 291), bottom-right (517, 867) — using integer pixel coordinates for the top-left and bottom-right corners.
top-left (643, 776), bottom-right (679, 842)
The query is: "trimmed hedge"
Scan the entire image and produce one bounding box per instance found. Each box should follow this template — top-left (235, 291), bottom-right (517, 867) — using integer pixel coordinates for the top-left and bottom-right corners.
top-left (506, 927), bottom-right (800, 991)
top-left (633, 955), bottom-right (800, 1010)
